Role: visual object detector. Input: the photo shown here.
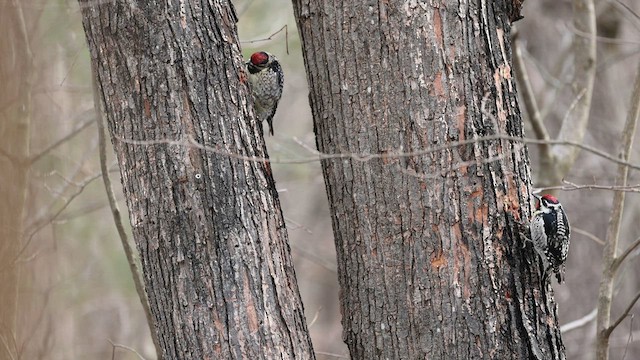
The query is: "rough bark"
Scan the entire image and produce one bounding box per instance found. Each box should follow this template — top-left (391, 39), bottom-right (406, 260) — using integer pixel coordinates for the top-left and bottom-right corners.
top-left (80, 1), bottom-right (314, 359)
top-left (292, 1), bottom-right (564, 359)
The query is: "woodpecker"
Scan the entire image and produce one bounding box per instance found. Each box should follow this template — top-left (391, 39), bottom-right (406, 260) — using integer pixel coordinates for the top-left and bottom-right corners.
top-left (529, 194), bottom-right (571, 283)
top-left (246, 51), bottom-right (284, 136)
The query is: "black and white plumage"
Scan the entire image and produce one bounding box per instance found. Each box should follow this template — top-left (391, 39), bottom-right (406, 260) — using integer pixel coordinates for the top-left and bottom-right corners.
top-left (246, 51), bottom-right (284, 136)
top-left (530, 194), bottom-right (571, 283)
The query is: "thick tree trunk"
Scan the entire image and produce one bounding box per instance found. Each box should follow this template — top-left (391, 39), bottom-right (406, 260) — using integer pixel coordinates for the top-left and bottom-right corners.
top-left (79, 1), bottom-right (314, 359)
top-left (292, 1), bottom-right (564, 359)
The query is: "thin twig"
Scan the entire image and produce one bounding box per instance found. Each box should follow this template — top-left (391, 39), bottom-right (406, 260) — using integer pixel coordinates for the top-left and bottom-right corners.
top-left (610, 0), bottom-right (640, 32)
top-left (605, 290), bottom-right (640, 337)
top-left (307, 307), bottom-right (322, 328)
top-left (513, 30), bottom-right (551, 165)
top-left (115, 134), bottom-right (640, 172)
top-left (552, 0), bottom-right (596, 184)
top-left (612, 236), bottom-right (640, 273)
top-left (315, 351), bottom-right (350, 359)
top-left (6, 172), bottom-right (103, 271)
top-left (537, 180), bottom-right (640, 193)
top-left (28, 109), bottom-right (96, 164)
top-left (290, 242), bottom-right (337, 273)
top-left (569, 23), bottom-right (640, 45)
top-left (284, 216), bottom-right (313, 234)
top-left (241, 25), bottom-right (289, 54)
top-left (107, 339), bottom-right (147, 360)
top-left (573, 227), bottom-right (605, 246)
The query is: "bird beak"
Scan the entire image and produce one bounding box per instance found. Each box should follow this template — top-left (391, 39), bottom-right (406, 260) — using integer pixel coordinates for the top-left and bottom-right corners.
top-left (532, 194), bottom-right (541, 209)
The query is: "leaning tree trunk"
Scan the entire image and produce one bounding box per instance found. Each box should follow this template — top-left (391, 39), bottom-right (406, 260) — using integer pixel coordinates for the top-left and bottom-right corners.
top-left (293, 1), bottom-right (565, 359)
top-left (79, 1), bottom-right (314, 359)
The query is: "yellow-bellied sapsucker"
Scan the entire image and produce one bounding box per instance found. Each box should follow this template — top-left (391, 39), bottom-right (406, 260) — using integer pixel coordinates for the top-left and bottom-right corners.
top-left (529, 194), bottom-right (571, 283)
top-left (246, 51), bottom-right (283, 136)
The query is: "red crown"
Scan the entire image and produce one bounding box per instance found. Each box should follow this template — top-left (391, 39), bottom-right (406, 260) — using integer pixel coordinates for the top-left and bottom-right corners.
top-left (540, 194), bottom-right (559, 204)
top-left (250, 52), bottom-right (269, 65)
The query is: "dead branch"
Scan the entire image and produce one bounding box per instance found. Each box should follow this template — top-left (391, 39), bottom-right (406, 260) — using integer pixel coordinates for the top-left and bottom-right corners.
top-left (605, 290), bottom-right (640, 337)
top-left (114, 134), bottom-right (640, 172)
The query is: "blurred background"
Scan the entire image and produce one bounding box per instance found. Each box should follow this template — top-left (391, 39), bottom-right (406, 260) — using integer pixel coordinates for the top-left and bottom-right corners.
top-left (2, 0), bottom-right (639, 359)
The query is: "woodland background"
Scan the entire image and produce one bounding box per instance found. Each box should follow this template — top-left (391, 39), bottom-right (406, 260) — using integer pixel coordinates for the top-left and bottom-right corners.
top-left (2, 0), bottom-right (640, 358)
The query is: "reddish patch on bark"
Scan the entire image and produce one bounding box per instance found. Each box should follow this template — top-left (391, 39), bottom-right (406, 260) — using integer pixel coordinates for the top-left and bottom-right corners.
top-left (546, 315), bottom-right (555, 327)
top-left (213, 314), bottom-right (225, 354)
top-left (433, 71), bottom-right (445, 98)
top-left (143, 98), bottom-right (151, 118)
top-left (471, 202), bottom-right (487, 226)
top-left (470, 186), bottom-right (482, 199)
top-left (431, 251), bottom-right (446, 268)
top-left (243, 272), bottom-right (259, 333)
top-left (503, 174), bottom-right (521, 220)
top-left (433, 9), bottom-right (443, 46)
top-left (456, 105), bottom-right (466, 141)
top-left (380, 149), bottom-right (392, 165)
top-left (505, 289), bottom-right (511, 300)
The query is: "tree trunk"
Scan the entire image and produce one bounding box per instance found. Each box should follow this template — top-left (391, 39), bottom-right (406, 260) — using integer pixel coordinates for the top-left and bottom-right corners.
top-left (292, 1), bottom-right (565, 359)
top-left (0, 3), bottom-right (33, 359)
top-left (79, 1), bottom-right (314, 358)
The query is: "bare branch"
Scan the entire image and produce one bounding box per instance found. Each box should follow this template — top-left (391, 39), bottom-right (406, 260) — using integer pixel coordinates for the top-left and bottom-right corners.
top-left (28, 109), bottom-right (96, 165)
top-left (290, 242), bottom-right (337, 273)
top-left (315, 351), bottom-right (350, 359)
top-left (0, 329), bottom-right (17, 360)
top-left (552, 0), bottom-right (596, 182)
top-left (610, 0), bottom-right (640, 32)
top-left (536, 180), bottom-right (640, 193)
top-left (107, 339), bottom-right (147, 360)
top-left (307, 307), bottom-right (322, 328)
top-left (284, 216), bottom-right (313, 234)
top-left (605, 291), bottom-right (640, 337)
top-left (5, 171), bottom-right (103, 271)
top-left (612, 236), bottom-right (640, 273)
top-left (115, 134), bottom-right (640, 172)
top-left (0, 146), bottom-right (20, 165)
top-left (573, 227), bottom-right (605, 246)
top-left (512, 30), bottom-right (551, 165)
top-left (569, 23), bottom-right (640, 45)
top-left (241, 25), bottom-right (289, 54)
top-left (596, 57), bottom-right (640, 359)
top-left (561, 307), bottom-right (597, 333)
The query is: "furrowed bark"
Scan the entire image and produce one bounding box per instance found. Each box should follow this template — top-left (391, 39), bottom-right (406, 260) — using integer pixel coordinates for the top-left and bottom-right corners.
top-left (80, 1), bottom-right (314, 358)
top-left (293, 1), bottom-right (565, 359)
